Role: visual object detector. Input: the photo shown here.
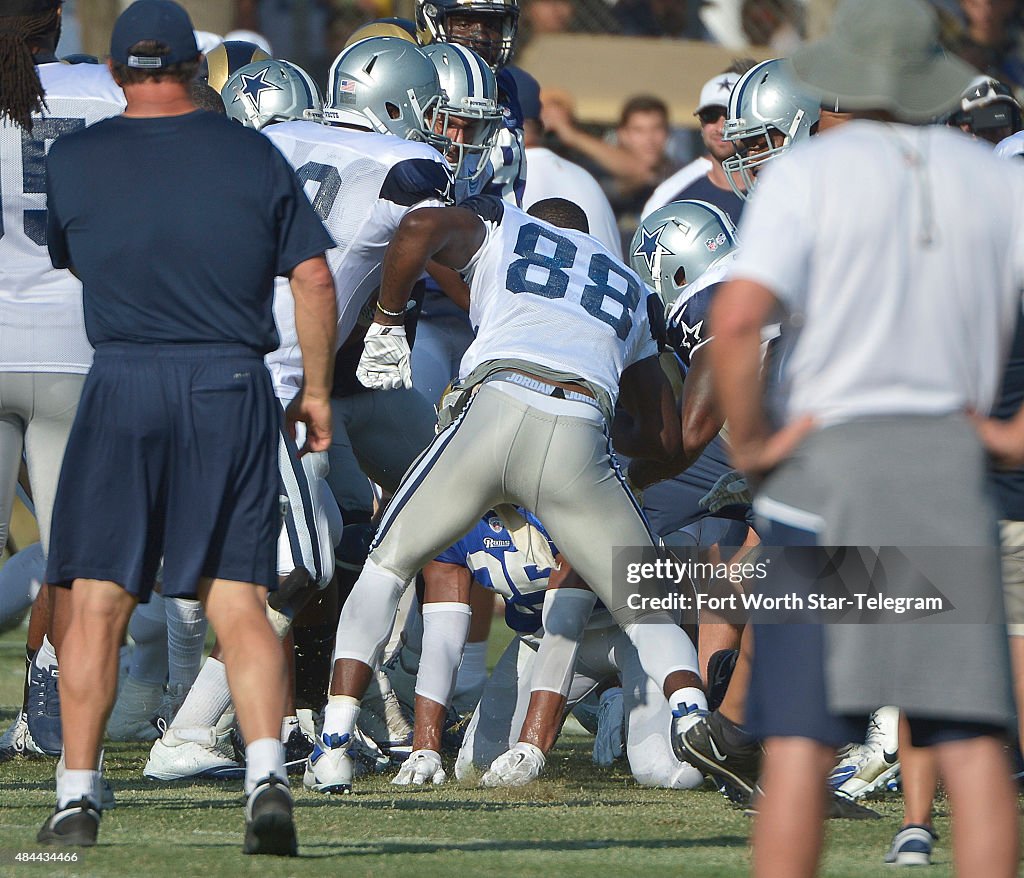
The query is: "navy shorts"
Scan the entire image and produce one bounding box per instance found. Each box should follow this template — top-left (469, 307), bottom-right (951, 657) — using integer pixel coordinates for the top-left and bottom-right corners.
top-left (46, 343), bottom-right (280, 600)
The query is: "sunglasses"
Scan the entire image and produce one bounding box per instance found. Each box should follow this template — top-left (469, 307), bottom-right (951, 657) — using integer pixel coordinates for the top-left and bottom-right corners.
top-left (697, 107), bottom-right (726, 126)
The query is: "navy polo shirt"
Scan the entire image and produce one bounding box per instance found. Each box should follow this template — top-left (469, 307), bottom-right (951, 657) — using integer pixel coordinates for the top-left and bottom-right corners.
top-left (669, 174), bottom-right (745, 227)
top-left (46, 109), bottom-right (334, 354)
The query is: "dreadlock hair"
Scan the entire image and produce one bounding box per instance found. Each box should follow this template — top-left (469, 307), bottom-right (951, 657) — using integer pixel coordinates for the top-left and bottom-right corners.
top-left (0, 0), bottom-right (61, 131)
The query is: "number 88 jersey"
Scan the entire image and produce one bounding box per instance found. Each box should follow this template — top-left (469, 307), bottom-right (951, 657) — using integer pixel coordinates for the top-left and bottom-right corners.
top-left (0, 62), bottom-right (123, 373)
top-left (458, 196), bottom-right (661, 407)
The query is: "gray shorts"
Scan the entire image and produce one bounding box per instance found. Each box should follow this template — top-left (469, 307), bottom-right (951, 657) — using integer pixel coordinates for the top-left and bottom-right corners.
top-left (754, 414), bottom-right (1013, 728)
top-left (0, 372), bottom-right (84, 553)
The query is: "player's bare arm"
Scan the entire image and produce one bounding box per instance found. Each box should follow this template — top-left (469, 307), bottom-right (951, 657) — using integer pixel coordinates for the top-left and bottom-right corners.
top-left (612, 355), bottom-right (682, 462)
top-left (376, 206), bottom-right (487, 322)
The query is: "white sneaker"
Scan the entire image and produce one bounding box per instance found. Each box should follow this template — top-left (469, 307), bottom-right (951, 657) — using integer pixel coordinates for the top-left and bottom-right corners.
top-left (107, 677), bottom-right (163, 742)
top-left (0, 710), bottom-right (46, 759)
top-left (303, 732), bottom-right (355, 794)
top-left (481, 743), bottom-right (546, 788)
top-left (144, 726), bottom-right (242, 780)
top-left (829, 706), bottom-right (900, 799)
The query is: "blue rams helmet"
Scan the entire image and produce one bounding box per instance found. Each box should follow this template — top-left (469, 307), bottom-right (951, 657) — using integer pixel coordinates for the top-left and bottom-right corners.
top-left (203, 40), bottom-right (271, 93)
top-left (222, 60), bottom-right (323, 130)
top-left (629, 200), bottom-right (739, 310)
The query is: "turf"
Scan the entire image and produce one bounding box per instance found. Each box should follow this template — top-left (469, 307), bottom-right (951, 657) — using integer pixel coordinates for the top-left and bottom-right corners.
top-left (0, 628), bottom-right (1005, 878)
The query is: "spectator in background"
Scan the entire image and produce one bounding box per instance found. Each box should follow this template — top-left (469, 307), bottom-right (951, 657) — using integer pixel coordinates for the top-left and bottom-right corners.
top-left (542, 93), bottom-right (679, 251)
top-left (642, 70), bottom-right (745, 222)
top-left (512, 67), bottom-right (622, 255)
top-left (740, 0), bottom-right (804, 53)
top-left (524, 0), bottom-right (574, 34)
top-left (612, 0), bottom-right (712, 40)
top-left (943, 0), bottom-right (1024, 89)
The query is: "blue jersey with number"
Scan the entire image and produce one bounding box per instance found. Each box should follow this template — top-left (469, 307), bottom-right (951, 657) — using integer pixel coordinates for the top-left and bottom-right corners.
top-left (458, 197), bottom-right (660, 403)
top-left (643, 255), bottom-right (751, 534)
top-left (436, 510), bottom-right (555, 633)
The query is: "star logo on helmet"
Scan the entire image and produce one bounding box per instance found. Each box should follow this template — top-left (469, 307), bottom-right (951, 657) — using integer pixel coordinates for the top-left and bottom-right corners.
top-left (238, 67), bottom-right (282, 110)
top-left (632, 223), bottom-right (673, 275)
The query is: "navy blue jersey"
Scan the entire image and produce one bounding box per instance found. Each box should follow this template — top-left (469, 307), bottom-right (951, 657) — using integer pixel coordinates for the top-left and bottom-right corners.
top-left (47, 110), bottom-right (333, 353)
top-left (991, 311), bottom-right (1024, 521)
top-left (667, 174), bottom-right (745, 227)
top-left (435, 510), bottom-right (555, 633)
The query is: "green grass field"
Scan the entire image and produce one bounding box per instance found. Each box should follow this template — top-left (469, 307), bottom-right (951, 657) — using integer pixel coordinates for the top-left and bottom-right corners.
top-left (0, 626), bottom-right (1004, 878)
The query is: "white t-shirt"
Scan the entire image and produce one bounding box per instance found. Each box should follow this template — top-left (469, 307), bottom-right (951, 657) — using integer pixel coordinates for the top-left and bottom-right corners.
top-left (523, 147), bottom-right (622, 258)
top-left (263, 122), bottom-right (453, 401)
top-left (459, 198), bottom-right (659, 404)
top-left (0, 63), bottom-right (124, 373)
top-left (641, 156), bottom-right (712, 219)
top-left (731, 120), bottom-right (1024, 426)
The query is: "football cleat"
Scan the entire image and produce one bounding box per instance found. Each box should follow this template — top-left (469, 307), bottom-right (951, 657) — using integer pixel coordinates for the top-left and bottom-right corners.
top-left (107, 677), bottom-right (163, 742)
top-left (675, 711), bottom-right (762, 804)
top-left (242, 778), bottom-right (296, 852)
top-left (705, 648), bottom-right (739, 713)
top-left (281, 719), bottom-right (315, 776)
top-left (392, 749), bottom-right (446, 786)
top-left (0, 710), bottom-right (47, 760)
top-left (828, 706), bottom-right (900, 799)
top-left (885, 823), bottom-right (937, 866)
top-left (243, 776), bottom-right (297, 857)
top-left (37, 798), bottom-right (100, 847)
top-left (303, 733), bottom-right (355, 794)
top-left (144, 726), bottom-right (243, 780)
top-left (481, 742), bottom-right (546, 787)
top-left (592, 687), bottom-right (625, 767)
top-left (26, 662), bottom-right (62, 756)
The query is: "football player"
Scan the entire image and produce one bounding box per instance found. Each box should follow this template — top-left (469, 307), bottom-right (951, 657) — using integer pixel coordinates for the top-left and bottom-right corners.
top-left (306, 194), bottom-right (708, 794)
top-left (0, 0), bottom-right (124, 764)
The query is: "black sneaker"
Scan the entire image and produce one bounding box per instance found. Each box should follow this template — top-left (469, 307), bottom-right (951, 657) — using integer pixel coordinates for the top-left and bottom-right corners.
top-left (37, 798), bottom-right (100, 846)
top-left (675, 711), bottom-right (762, 803)
top-left (243, 776), bottom-right (298, 856)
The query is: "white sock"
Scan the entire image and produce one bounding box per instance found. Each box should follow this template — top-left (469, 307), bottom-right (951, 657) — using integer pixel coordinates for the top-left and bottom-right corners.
top-left (244, 737), bottom-right (287, 795)
top-left (165, 598), bottom-right (207, 692)
top-left (57, 768), bottom-right (100, 809)
top-left (280, 715), bottom-right (299, 743)
top-left (667, 686), bottom-right (708, 715)
top-left (33, 635), bottom-right (57, 671)
top-left (322, 694), bottom-right (360, 741)
top-left (128, 593), bottom-right (168, 686)
top-left (453, 639), bottom-right (488, 702)
top-left (169, 657), bottom-right (231, 730)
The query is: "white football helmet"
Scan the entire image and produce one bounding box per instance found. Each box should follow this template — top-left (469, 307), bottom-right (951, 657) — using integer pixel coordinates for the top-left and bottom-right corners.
top-left (629, 200), bottom-right (739, 310)
top-left (722, 59), bottom-right (820, 199)
top-left (222, 60), bottom-right (323, 130)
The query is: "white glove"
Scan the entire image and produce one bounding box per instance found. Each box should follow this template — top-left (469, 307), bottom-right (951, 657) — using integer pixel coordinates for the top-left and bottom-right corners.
top-left (592, 687), bottom-right (625, 766)
top-left (357, 323), bottom-right (412, 391)
top-left (699, 469), bottom-right (752, 513)
top-left (391, 748), bottom-right (446, 786)
top-left (480, 742), bottom-right (546, 787)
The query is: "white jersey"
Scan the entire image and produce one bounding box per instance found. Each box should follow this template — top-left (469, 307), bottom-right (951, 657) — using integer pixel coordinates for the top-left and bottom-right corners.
top-left (262, 122), bottom-right (453, 401)
top-left (523, 147), bottom-right (622, 258)
top-left (458, 198), bottom-right (660, 404)
top-left (0, 63), bottom-right (124, 373)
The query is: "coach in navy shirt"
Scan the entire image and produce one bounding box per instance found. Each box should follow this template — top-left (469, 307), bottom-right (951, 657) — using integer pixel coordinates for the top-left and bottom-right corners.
top-left (38, 0), bottom-right (336, 856)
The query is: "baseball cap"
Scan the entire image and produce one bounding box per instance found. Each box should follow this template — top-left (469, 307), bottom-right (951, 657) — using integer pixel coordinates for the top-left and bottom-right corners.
top-left (695, 72), bottom-right (739, 114)
top-left (111, 0), bottom-right (199, 69)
